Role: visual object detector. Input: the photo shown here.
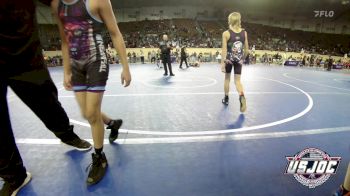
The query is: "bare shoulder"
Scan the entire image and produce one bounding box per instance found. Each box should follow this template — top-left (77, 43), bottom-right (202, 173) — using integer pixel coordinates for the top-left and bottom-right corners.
top-left (94, 0), bottom-right (111, 9)
top-left (223, 30), bottom-right (230, 35)
top-left (222, 30), bottom-right (230, 38)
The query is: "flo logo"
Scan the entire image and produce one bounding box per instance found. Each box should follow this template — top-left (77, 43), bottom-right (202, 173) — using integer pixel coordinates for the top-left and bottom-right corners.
top-left (285, 148), bottom-right (341, 188)
top-left (314, 10), bottom-right (335, 18)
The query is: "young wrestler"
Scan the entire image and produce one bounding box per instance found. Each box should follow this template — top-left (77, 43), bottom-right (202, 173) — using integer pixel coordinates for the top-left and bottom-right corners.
top-left (221, 12), bottom-right (248, 112)
top-left (52, 0), bottom-right (131, 185)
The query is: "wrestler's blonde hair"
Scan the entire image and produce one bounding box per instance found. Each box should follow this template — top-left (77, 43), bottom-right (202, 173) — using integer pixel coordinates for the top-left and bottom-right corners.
top-left (228, 12), bottom-right (241, 29)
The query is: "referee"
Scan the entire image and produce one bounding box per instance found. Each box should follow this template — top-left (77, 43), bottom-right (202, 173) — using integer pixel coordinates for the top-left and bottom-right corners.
top-left (159, 34), bottom-right (175, 76)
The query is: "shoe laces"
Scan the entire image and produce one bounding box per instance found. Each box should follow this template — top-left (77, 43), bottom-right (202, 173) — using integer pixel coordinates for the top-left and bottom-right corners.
top-left (106, 121), bottom-right (115, 129)
top-left (85, 155), bottom-right (100, 173)
top-left (85, 163), bottom-right (93, 173)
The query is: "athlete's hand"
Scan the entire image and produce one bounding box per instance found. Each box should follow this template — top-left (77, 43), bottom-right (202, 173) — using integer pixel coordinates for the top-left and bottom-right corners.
top-left (121, 69), bottom-right (131, 87)
top-left (64, 73), bottom-right (73, 91)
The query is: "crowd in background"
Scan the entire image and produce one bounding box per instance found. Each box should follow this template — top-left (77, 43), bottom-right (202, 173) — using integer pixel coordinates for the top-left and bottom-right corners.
top-left (44, 55), bottom-right (62, 67)
top-left (114, 20), bottom-right (350, 56)
top-left (40, 19), bottom-right (350, 56)
top-left (40, 19), bottom-right (350, 68)
top-left (43, 49), bottom-right (350, 70)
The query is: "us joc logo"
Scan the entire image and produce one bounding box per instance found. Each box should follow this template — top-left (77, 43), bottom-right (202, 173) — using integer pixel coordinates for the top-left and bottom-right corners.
top-left (285, 148), bottom-right (341, 188)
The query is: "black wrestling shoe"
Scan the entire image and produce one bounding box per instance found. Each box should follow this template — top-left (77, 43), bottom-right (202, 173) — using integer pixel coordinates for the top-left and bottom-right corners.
top-left (222, 96), bottom-right (229, 105)
top-left (86, 152), bottom-right (108, 186)
top-left (107, 119), bottom-right (123, 143)
top-left (0, 172), bottom-right (32, 196)
top-left (62, 137), bottom-right (92, 151)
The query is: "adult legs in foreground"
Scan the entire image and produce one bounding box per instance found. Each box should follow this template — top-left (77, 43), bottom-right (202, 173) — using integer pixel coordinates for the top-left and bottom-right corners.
top-left (0, 78), bottom-right (31, 196)
top-left (0, 68), bottom-right (91, 196)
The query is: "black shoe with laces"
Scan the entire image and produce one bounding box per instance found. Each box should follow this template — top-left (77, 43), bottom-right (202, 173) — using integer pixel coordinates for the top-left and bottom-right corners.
top-left (0, 172), bottom-right (31, 196)
top-left (222, 96), bottom-right (229, 105)
top-left (107, 119), bottom-right (123, 143)
top-left (62, 137), bottom-right (92, 151)
top-left (86, 153), bottom-right (108, 186)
